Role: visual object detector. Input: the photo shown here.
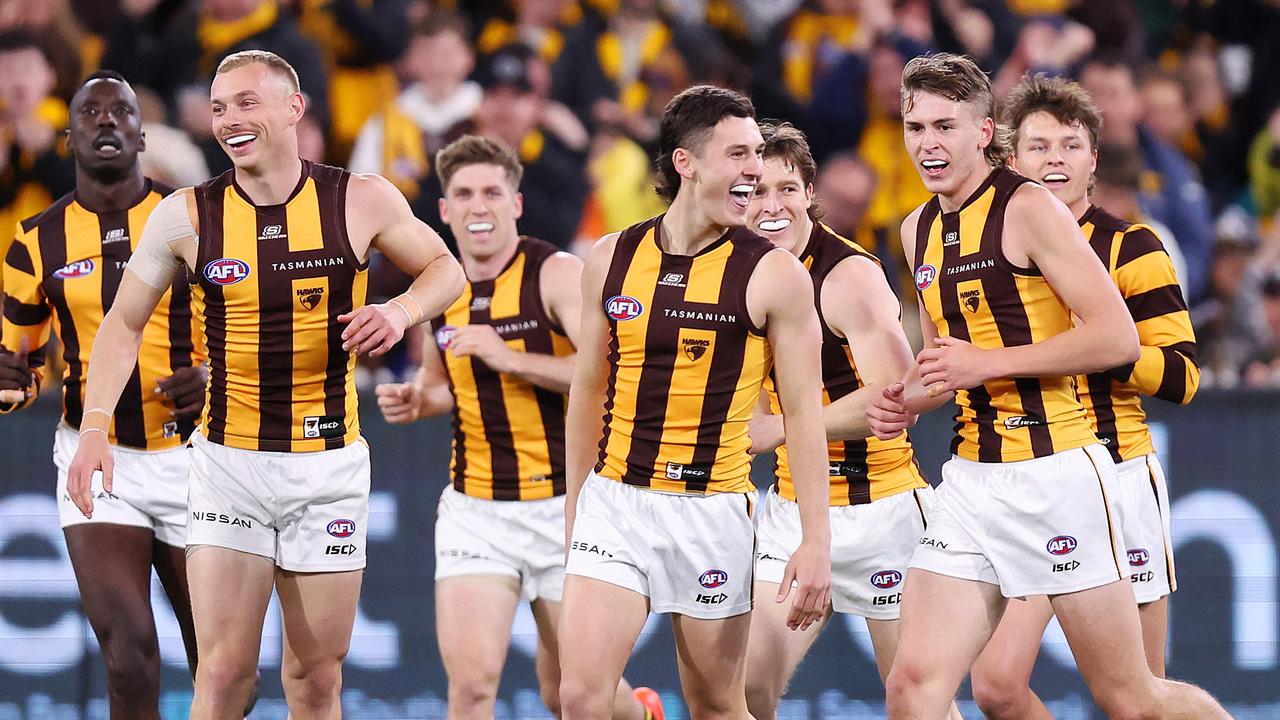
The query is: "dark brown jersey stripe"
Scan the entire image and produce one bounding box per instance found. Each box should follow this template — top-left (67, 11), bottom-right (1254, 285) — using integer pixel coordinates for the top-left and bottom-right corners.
top-left (840, 440), bottom-right (871, 504)
top-left (1125, 285), bottom-right (1187, 323)
top-left (1087, 372), bottom-right (1122, 463)
top-left (5, 238), bottom-right (34, 274)
top-left (1157, 347), bottom-right (1188, 402)
top-left (197, 176), bottom-right (230, 444)
top-left (4, 296), bottom-right (50, 325)
top-left (596, 223), bottom-right (649, 469)
top-left (430, 325), bottom-right (468, 492)
top-left (471, 279), bottom-right (522, 499)
top-left (38, 208), bottom-right (84, 427)
top-left (319, 175), bottom-right (356, 450)
top-left (620, 250), bottom-right (687, 486)
top-left (99, 208), bottom-right (148, 447)
top-left (686, 233), bottom-right (764, 492)
top-left (1115, 226), bottom-right (1164, 267)
top-left (167, 275), bottom-right (197, 439)
top-left (255, 207), bottom-right (295, 449)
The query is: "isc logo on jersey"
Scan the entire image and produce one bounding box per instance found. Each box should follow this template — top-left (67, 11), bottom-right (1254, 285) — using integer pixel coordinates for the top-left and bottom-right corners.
top-left (204, 258), bottom-right (251, 286)
top-left (605, 295), bottom-right (643, 321)
top-left (53, 259), bottom-right (95, 279)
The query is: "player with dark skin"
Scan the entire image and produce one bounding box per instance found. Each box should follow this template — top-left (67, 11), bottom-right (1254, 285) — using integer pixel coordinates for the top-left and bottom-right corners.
top-left (0, 74), bottom-right (256, 718)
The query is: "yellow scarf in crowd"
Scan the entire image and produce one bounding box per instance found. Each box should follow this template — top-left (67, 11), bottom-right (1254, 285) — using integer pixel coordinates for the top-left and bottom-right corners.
top-left (197, 0), bottom-right (280, 74)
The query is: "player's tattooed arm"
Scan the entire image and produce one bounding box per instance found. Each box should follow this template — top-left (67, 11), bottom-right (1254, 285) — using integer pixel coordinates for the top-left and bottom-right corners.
top-left (342, 173), bottom-right (466, 357)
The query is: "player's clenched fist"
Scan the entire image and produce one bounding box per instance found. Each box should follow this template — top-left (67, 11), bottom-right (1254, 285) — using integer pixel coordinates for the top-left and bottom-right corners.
top-left (376, 382), bottom-right (423, 424)
top-left (66, 431), bottom-right (114, 519)
top-left (867, 382), bottom-right (916, 440)
top-left (338, 302), bottom-right (411, 357)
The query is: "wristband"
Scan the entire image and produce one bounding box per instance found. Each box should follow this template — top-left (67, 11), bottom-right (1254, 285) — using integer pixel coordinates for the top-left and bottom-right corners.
top-left (79, 427), bottom-right (107, 438)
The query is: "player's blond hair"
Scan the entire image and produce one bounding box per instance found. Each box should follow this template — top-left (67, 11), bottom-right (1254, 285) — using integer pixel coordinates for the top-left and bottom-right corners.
top-left (900, 53), bottom-right (1010, 167)
top-left (216, 50), bottom-right (300, 95)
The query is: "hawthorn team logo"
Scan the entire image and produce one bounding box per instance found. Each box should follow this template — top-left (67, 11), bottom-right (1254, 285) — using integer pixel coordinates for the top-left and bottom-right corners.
top-left (961, 289), bottom-right (981, 313)
top-left (297, 285), bottom-right (324, 310)
top-left (682, 337), bottom-right (711, 361)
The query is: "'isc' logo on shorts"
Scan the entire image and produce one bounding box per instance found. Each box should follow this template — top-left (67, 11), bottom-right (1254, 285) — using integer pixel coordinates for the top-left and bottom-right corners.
top-left (327, 519), bottom-right (356, 538)
top-left (1046, 535), bottom-right (1077, 556)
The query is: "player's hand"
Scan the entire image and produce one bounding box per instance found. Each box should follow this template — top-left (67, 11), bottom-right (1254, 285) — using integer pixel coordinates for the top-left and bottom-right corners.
top-left (338, 302), bottom-right (409, 358)
top-left (748, 411), bottom-right (784, 455)
top-left (376, 382), bottom-right (422, 424)
top-left (917, 337), bottom-right (991, 396)
top-left (778, 538), bottom-right (831, 631)
top-left (0, 337), bottom-right (35, 403)
top-left (447, 325), bottom-right (515, 373)
top-left (156, 364), bottom-right (208, 419)
top-left (67, 431), bottom-right (114, 519)
top-left (867, 382), bottom-right (916, 440)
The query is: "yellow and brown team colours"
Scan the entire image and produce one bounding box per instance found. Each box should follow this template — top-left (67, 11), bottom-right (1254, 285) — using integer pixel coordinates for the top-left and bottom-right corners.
top-left (431, 237), bottom-right (574, 500)
top-left (191, 161), bottom-right (367, 452)
top-left (596, 215), bottom-right (773, 494)
top-left (768, 223), bottom-right (927, 505)
top-left (1, 180), bottom-right (203, 449)
top-left (913, 166), bottom-right (1096, 462)
top-left (1078, 205), bottom-right (1199, 462)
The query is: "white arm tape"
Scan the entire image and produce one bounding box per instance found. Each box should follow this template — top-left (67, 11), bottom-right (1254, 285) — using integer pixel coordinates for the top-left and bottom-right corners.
top-left (125, 191), bottom-right (193, 290)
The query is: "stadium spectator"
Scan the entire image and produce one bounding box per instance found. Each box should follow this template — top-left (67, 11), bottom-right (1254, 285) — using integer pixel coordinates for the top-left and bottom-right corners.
top-left (1243, 270), bottom-right (1280, 387)
top-left (812, 151), bottom-right (876, 250)
top-left (1082, 54), bottom-right (1215, 303)
top-left (1192, 208), bottom-right (1275, 388)
top-left (1178, 46), bottom-right (1247, 211)
top-left (1249, 105), bottom-right (1280, 221)
top-left (0, 0), bottom-right (84, 102)
top-left (295, 0), bottom-right (411, 164)
top-left (133, 85), bottom-right (211, 188)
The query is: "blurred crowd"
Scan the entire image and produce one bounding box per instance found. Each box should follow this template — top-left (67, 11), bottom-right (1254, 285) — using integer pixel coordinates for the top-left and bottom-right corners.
top-left (4, 0), bottom-right (1280, 389)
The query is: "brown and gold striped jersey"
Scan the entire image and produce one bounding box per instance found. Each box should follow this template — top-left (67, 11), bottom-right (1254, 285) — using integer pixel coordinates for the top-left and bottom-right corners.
top-left (1078, 206), bottom-right (1198, 462)
top-left (431, 237), bottom-right (573, 500)
top-left (768, 223), bottom-right (927, 505)
top-left (191, 161), bottom-right (367, 452)
top-left (913, 166), bottom-right (1096, 463)
top-left (1, 180), bottom-right (203, 449)
top-left (596, 216), bottom-right (774, 494)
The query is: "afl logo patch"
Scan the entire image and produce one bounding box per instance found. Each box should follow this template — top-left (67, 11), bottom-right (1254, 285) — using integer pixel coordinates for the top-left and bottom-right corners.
top-left (435, 325), bottom-right (457, 350)
top-left (605, 295), bottom-right (643, 321)
top-left (699, 569), bottom-right (728, 589)
top-left (326, 519), bottom-right (356, 538)
top-left (1046, 535), bottom-right (1077, 556)
top-left (870, 570), bottom-right (903, 589)
top-left (914, 264), bottom-right (936, 290)
top-left (1128, 548), bottom-right (1150, 567)
top-left (52, 259), bottom-right (95, 279)
top-left (204, 258), bottom-right (250, 286)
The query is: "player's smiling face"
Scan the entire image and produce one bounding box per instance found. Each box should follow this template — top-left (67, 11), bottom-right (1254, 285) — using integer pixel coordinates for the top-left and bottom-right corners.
top-left (68, 79), bottom-right (144, 177)
top-left (210, 62), bottom-right (303, 169)
top-left (903, 90), bottom-right (994, 197)
top-left (748, 156), bottom-right (812, 252)
top-left (439, 162), bottom-right (523, 261)
top-left (1011, 110), bottom-right (1096, 211)
top-left (683, 115), bottom-right (764, 227)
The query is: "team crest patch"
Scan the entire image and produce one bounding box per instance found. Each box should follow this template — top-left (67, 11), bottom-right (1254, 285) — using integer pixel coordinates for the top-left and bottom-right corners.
top-left (699, 569), bottom-right (728, 589)
top-left (297, 285), bottom-right (324, 310)
top-left (682, 337), bottom-right (711, 361)
top-left (204, 258), bottom-right (250, 286)
top-left (961, 289), bottom-right (981, 313)
top-left (52, 259), bottom-right (95, 279)
top-left (870, 570), bottom-right (903, 589)
top-left (914, 264), bottom-right (937, 290)
top-left (435, 325), bottom-right (457, 350)
top-left (605, 295), bottom-right (643, 321)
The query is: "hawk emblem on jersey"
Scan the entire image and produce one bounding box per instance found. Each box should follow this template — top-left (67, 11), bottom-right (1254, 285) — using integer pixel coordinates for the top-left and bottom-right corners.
top-left (914, 264), bottom-right (936, 290)
top-left (297, 286), bottom-right (324, 310)
top-left (605, 295), bottom-right (643, 320)
top-left (204, 258), bottom-right (250, 286)
top-left (961, 289), bottom-right (981, 313)
top-left (52, 259), bottom-right (95, 279)
top-left (682, 337), bottom-right (711, 361)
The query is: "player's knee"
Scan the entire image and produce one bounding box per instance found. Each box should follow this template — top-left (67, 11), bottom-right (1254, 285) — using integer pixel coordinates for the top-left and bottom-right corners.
top-left (744, 679), bottom-right (781, 720)
top-left (558, 677), bottom-right (610, 720)
top-left (448, 673), bottom-right (501, 714)
top-left (1092, 683), bottom-right (1163, 720)
top-left (101, 637), bottom-right (159, 706)
top-left (537, 678), bottom-right (561, 717)
top-left (197, 655), bottom-right (257, 700)
top-left (884, 659), bottom-right (930, 706)
top-left (283, 658), bottom-right (342, 710)
top-left (970, 670), bottom-right (1028, 720)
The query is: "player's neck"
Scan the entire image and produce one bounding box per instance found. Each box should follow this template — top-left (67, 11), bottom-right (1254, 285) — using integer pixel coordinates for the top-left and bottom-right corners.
top-left (74, 166), bottom-right (147, 214)
top-left (662, 193), bottom-right (731, 256)
top-left (234, 154), bottom-right (305, 206)
top-left (936, 163), bottom-right (994, 213)
top-left (461, 235), bottom-right (521, 282)
top-left (776, 217), bottom-right (814, 257)
top-left (1069, 196), bottom-right (1091, 221)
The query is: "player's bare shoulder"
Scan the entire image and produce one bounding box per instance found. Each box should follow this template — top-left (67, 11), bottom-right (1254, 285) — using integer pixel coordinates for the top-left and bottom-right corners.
top-left (342, 172), bottom-right (411, 252)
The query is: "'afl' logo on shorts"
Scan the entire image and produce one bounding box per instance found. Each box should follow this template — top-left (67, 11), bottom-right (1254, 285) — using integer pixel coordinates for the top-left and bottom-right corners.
top-left (1128, 548), bottom-right (1150, 567)
top-left (605, 295), bottom-right (643, 321)
top-left (204, 258), bottom-right (251, 286)
top-left (327, 519), bottom-right (356, 538)
top-left (870, 570), bottom-right (903, 589)
top-left (435, 325), bottom-right (457, 350)
top-left (53, 259), bottom-right (95, 279)
top-left (1046, 535), bottom-right (1077, 556)
top-left (699, 569), bottom-right (728, 589)
top-left (914, 264), bottom-right (937, 290)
